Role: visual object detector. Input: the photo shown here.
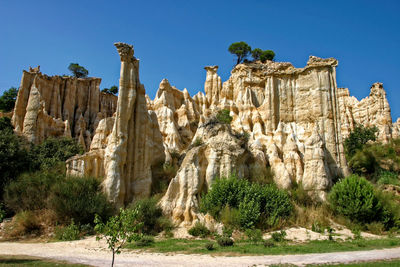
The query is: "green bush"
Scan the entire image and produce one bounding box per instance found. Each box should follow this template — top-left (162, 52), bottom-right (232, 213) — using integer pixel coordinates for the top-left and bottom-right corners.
top-left (344, 125), bottom-right (378, 158)
top-left (217, 236), bottom-right (234, 247)
top-left (30, 137), bottom-right (83, 170)
top-left (4, 169), bottom-right (64, 212)
top-left (245, 228), bottom-right (263, 244)
top-left (129, 197), bottom-right (165, 235)
top-left (329, 175), bottom-right (381, 223)
top-left (220, 206), bottom-right (240, 228)
top-left (205, 242), bottom-right (215, 250)
top-left (263, 239), bottom-right (275, 247)
top-left (271, 230), bottom-right (287, 242)
top-left (200, 175), bottom-right (292, 229)
top-left (135, 235), bottom-right (155, 247)
top-left (259, 50), bottom-right (275, 62)
top-left (377, 170), bottom-right (399, 186)
top-left (216, 109), bottom-right (233, 124)
top-left (12, 211), bottom-right (42, 236)
top-left (0, 203), bottom-right (5, 223)
top-left (188, 222), bottom-right (210, 238)
top-left (0, 87), bottom-right (18, 112)
top-left (0, 117), bottom-right (13, 132)
top-left (55, 221), bottom-right (80, 241)
top-left (348, 148), bottom-right (377, 175)
top-left (49, 176), bottom-right (113, 225)
top-left (290, 182), bottom-right (314, 207)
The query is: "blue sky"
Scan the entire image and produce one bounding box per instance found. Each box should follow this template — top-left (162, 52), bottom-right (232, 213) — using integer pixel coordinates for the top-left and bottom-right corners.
top-left (1, 0), bottom-right (399, 120)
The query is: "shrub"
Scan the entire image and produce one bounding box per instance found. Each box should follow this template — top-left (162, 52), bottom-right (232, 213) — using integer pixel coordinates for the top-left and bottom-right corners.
top-left (129, 197), bottom-right (164, 235)
top-left (260, 50), bottom-right (275, 62)
top-left (193, 137), bottom-right (203, 147)
top-left (329, 175), bottom-right (381, 223)
top-left (251, 48), bottom-right (263, 61)
top-left (216, 109), bottom-right (233, 124)
top-left (290, 182), bottom-right (314, 207)
top-left (68, 63), bottom-right (89, 78)
top-left (0, 117), bottom-right (13, 132)
top-left (200, 175), bottom-right (292, 229)
top-left (55, 221), bottom-right (80, 241)
top-left (49, 176), bottom-right (113, 225)
top-left (263, 239), bottom-right (275, 247)
top-left (377, 170), bottom-right (399, 186)
top-left (135, 235), bottom-right (155, 247)
top-left (12, 211), bottom-right (42, 236)
top-left (220, 206), bottom-right (240, 228)
top-left (188, 222), bottom-right (210, 238)
top-left (205, 242), bottom-right (215, 250)
top-left (217, 236), bottom-right (234, 247)
top-left (4, 169), bottom-right (64, 212)
top-left (271, 230), bottom-right (286, 242)
top-left (30, 137), bottom-right (83, 170)
top-left (0, 203), bottom-right (5, 223)
top-left (348, 148), bottom-right (377, 175)
top-left (245, 228), bottom-right (263, 244)
top-left (344, 125), bottom-right (378, 158)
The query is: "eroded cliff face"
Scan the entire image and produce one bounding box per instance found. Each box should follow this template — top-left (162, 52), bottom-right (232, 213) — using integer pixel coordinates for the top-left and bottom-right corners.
top-left (11, 70), bottom-right (117, 150)
top-left (337, 83), bottom-right (393, 142)
top-left (67, 43), bottom-right (165, 208)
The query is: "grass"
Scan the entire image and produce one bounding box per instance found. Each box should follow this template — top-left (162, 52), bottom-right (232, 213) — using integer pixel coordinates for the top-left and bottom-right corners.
top-left (307, 259), bottom-right (400, 266)
top-left (125, 237), bottom-right (400, 256)
top-left (0, 255), bottom-right (88, 266)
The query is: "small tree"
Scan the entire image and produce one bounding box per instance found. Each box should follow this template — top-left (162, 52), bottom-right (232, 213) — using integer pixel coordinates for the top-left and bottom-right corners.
top-left (109, 86), bottom-right (118, 95)
top-left (344, 125), bottom-right (378, 158)
top-left (251, 48), bottom-right (263, 61)
top-left (0, 87), bottom-right (18, 112)
top-left (95, 208), bottom-right (143, 267)
top-left (228, 42), bottom-right (252, 65)
top-left (260, 50), bottom-right (275, 62)
top-left (68, 63), bottom-right (89, 78)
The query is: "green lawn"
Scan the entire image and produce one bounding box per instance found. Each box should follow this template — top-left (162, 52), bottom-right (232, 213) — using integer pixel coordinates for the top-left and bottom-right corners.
top-left (126, 237), bottom-right (400, 256)
top-left (0, 255), bottom-right (88, 267)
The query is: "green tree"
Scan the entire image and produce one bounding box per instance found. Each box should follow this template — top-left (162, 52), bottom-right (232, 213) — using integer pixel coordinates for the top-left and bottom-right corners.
top-left (251, 48), bottom-right (263, 61)
top-left (0, 87), bottom-right (18, 112)
top-left (228, 42), bottom-right (252, 65)
top-left (0, 117), bottom-right (13, 132)
top-left (109, 86), bottom-right (118, 95)
top-left (101, 88), bottom-right (110, 93)
top-left (260, 50), bottom-right (275, 62)
top-left (94, 208), bottom-right (143, 267)
top-left (68, 63), bottom-right (89, 78)
top-left (344, 125), bottom-right (378, 158)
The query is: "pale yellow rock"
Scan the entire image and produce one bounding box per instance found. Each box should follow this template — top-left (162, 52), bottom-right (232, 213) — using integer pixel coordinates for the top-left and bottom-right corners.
top-left (11, 70), bottom-right (117, 149)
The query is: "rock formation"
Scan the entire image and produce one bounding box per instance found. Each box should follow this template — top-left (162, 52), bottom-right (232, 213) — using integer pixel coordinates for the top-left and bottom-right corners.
top-left (67, 43), bottom-right (165, 208)
top-left (11, 70), bottom-right (117, 150)
top-left (337, 83), bottom-right (393, 142)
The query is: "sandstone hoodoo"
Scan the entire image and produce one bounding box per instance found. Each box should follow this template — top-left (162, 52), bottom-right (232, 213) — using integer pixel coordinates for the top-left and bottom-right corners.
top-left (11, 42), bottom-right (393, 226)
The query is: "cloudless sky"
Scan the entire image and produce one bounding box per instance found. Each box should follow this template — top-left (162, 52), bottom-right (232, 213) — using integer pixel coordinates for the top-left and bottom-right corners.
top-left (1, 0), bottom-right (399, 120)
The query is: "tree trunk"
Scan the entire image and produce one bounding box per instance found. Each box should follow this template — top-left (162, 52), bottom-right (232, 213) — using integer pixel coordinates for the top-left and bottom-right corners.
top-left (111, 250), bottom-right (115, 267)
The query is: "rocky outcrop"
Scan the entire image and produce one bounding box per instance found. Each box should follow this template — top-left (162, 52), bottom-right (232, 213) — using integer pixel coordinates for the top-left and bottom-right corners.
top-left (11, 71), bottom-right (117, 150)
top-left (67, 43), bottom-right (165, 208)
top-left (338, 83), bottom-right (393, 142)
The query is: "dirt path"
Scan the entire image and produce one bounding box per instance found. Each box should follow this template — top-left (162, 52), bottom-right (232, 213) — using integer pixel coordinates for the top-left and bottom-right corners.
top-left (0, 237), bottom-right (399, 267)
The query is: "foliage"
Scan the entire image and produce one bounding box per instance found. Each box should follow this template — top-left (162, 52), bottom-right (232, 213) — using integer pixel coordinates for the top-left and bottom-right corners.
top-left (68, 63), bottom-right (89, 78)
top-left (188, 222), bottom-right (211, 238)
top-left (94, 208), bottom-right (143, 267)
top-left (102, 85), bottom-right (118, 95)
top-left (0, 117), bottom-right (13, 132)
top-left (200, 175), bottom-right (292, 229)
top-left (0, 87), bottom-right (18, 112)
top-left (128, 197), bottom-right (169, 235)
top-left (0, 203), bottom-right (5, 223)
top-left (271, 230), bottom-right (287, 242)
top-left (193, 137), bottom-right (203, 147)
top-left (49, 176), bottom-right (113, 225)
top-left (30, 137), bottom-right (83, 170)
top-left (216, 109), bottom-right (233, 124)
top-left (220, 206), bottom-right (241, 227)
top-left (205, 242), bottom-right (215, 250)
top-left (290, 182), bottom-right (314, 207)
top-left (217, 236), bottom-right (234, 247)
top-left (228, 41), bottom-right (252, 65)
top-left (348, 148), bottom-right (377, 175)
top-left (251, 48), bottom-right (263, 61)
top-left (260, 50), bottom-right (275, 62)
top-left (54, 221), bottom-right (80, 241)
top-left (135, 235), bottom-right (155, 247)
top-left (4, 169), bottom-right (64, 212)
top-left (245, 228), bottom-right (263, 244)
top-left (344, 125), bottom-right (378, 158)
top-left (263, 239), bottom-right (275, 247)
top-left (377, 170), bottom-right (399, 186)
top-left (328, 175), bottom-right (382, 224)
top-left (12, 211), bottom-right (42, 236)
top-left (0, 128), bottom-right (31, 198)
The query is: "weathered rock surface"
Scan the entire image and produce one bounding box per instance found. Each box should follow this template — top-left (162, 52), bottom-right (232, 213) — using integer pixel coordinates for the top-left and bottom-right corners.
top-left (67, 43), bottom-right (165, 208)
top-left (11, 70), bottom-right (117, 149)
top-left (337, 83), bottom-right (393, 142)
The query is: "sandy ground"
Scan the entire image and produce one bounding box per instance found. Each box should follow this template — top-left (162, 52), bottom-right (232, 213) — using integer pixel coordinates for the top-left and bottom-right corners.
top-left (0, 237), bottom-right (400, 267)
